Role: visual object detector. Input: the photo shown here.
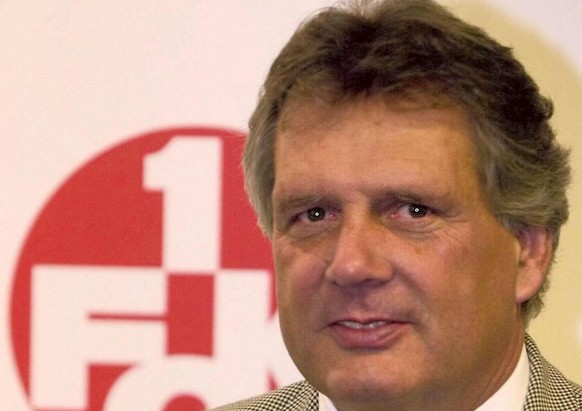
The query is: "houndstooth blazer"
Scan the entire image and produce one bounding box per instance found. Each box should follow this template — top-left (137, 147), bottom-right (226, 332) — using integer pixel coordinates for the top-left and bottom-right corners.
top-left (212, 334), bottom-right (581, 411)
top-left (523, 335), bottom-right (581, 410)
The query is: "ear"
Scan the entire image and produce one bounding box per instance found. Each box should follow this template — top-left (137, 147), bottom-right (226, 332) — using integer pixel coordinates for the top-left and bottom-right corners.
top-left (514, 228), bottom-right (553, 304)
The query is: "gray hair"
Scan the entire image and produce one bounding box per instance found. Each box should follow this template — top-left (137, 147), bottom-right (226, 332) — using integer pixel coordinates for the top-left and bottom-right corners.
top-left (244, 0), bottom-right (571, 323)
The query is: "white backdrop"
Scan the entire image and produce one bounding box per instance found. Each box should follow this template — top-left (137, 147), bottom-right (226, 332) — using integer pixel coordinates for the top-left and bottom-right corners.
top-left (1, 1), bottom-right (581, 410)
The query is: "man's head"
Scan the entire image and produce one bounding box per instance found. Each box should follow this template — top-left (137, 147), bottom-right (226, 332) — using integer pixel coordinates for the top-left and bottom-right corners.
top-left (245, 0), bottom-right (570, 323)
top-left (244, 0), bottom-right (572, 409)
top-left (270, 95), bottom-right (545, 410)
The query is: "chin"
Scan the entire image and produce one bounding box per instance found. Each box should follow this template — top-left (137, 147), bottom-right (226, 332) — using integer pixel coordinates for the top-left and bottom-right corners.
top-left (313, 357), bottom-right (419, 404)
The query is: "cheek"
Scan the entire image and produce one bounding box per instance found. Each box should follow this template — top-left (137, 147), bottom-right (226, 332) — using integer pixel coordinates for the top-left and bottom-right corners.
top-left (422, 228), bottom-right (519, 315)
top-left (468, 229), bottom-right (519, 294)
top-left (273, 241), bottom-right (324, 309)
top-left (273, 243), bottom-right (327, 354)
top-left (403, 236), bottom-right (488, 312)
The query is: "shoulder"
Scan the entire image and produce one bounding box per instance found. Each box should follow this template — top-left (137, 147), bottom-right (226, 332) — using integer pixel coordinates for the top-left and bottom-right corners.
top-left (524, 334), bottom-right (582, 410)
top-left (209, 380), bottom-right (319, 411)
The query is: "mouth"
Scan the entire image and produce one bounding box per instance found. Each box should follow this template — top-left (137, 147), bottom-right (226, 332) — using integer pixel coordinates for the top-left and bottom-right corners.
top-left (336, 320), bottom-right (393, 330)
top-left (329, 318), bottom-right (406, 349)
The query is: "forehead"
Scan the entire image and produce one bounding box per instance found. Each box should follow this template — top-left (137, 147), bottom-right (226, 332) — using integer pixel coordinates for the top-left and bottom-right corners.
top-left (276, 95), bottom-right (477, 164)
top-left (273, 97), bottom-right (482, 203)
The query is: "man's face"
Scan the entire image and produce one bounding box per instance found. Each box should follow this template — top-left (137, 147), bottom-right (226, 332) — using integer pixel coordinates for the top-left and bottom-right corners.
top-left (271, 98), bottom-right (547, 410)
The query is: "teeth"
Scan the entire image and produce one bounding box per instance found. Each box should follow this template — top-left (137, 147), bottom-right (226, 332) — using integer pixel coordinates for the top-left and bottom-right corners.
top-left (338, 320), bottom-right (388, 330)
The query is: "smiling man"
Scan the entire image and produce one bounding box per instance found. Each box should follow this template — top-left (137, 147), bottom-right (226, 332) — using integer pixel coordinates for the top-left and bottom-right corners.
top-left (212, 0), bottom-right (580, 410)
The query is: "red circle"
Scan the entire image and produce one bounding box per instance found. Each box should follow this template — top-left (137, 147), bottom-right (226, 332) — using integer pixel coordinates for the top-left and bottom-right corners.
top-left (10, 127), bottom-right (275, 410)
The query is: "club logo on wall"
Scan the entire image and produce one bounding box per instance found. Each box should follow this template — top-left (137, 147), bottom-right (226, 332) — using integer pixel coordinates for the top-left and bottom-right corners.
top-left (10, 128), bottom-right (298, 410)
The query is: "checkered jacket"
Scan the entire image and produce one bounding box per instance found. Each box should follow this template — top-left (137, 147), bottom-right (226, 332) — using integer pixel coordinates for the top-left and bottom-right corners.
top-left (212, 335), bottom-right (581, 410)
top-left (523, 335), bottom-right (581, 410)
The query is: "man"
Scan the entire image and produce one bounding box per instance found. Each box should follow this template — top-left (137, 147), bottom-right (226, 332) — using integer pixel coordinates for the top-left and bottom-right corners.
top-left (213, 0), bottom-right (580, 410)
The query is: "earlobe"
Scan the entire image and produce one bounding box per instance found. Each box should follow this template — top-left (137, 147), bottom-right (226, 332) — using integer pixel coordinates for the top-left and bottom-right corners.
top-left (514, 228), bottom-right (553, 304)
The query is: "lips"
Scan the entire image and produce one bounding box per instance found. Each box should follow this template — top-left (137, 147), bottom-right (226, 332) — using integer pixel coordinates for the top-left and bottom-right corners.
top-left (329, 318), bottom-right (406, 349)
top-left (337, 320), bottom-right (392, 330)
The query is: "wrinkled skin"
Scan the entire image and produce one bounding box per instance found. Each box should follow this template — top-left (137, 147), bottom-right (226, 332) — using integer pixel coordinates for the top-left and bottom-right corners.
top-left (271, 98), bottom-right (551, 411)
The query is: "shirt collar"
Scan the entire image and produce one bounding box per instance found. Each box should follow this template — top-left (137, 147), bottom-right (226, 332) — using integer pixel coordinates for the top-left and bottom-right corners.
top-left (475, 343), bottom-right (530, 411)
top-left (318, 344), bottom-right (529, 411)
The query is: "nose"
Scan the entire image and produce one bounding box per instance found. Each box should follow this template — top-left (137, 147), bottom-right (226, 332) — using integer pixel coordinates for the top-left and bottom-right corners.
top-left (325, 216), bottom-right (395, 288)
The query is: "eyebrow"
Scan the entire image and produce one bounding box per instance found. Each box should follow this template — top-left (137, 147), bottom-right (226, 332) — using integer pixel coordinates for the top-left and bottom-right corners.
top-left (377, 188), bottom-right (445, 204)
top-left (273, 193), bottom-right (332, 215)
top-left (273, 185), bottom-right (450, 213)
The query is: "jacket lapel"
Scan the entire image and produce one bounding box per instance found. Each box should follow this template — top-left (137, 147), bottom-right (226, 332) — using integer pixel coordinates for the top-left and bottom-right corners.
top-left (523, 334), bottom-right (582, 410)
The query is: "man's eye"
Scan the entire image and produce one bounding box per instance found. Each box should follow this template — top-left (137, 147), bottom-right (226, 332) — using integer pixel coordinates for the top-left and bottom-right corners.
top-left (306, 207), bottom-right (326, 222)
top-left (407, 203), bottom-right (429, 218)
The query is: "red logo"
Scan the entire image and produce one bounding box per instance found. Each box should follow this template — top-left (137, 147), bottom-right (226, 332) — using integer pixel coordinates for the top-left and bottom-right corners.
top-left (10, 128), bottom-right (298, 410)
